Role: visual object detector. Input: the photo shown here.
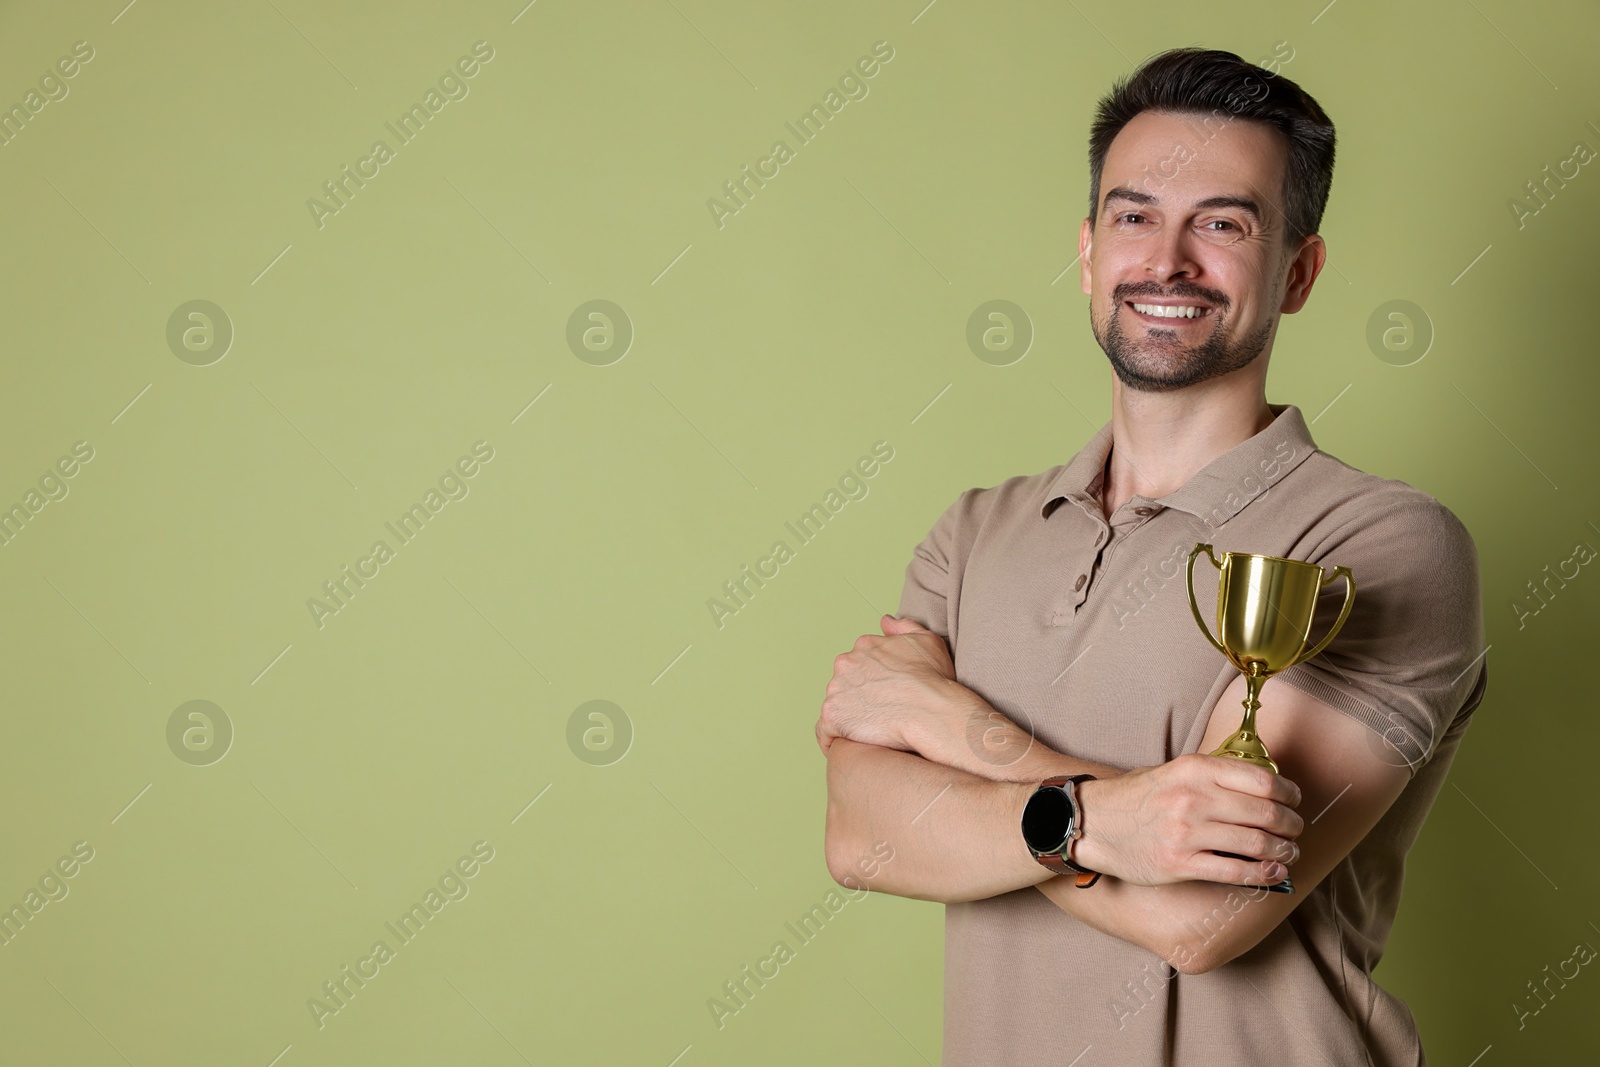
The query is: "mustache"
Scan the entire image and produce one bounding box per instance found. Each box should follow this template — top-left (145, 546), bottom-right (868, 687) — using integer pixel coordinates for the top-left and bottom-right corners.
top-left (1116, 285), bottom-right (1227, 307)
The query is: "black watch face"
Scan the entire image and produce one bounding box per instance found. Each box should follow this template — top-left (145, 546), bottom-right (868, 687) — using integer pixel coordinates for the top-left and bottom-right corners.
top-left (1022, 787), bottom-right (1073, 852)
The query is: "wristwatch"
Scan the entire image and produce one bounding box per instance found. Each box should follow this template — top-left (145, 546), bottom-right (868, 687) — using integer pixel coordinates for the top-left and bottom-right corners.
top-left (1021, 773), bottom-right (1101, 887)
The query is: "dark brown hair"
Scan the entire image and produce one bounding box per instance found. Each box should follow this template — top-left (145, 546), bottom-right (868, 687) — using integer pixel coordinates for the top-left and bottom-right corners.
top-left (1087, 47), bottom-right (1336, 250)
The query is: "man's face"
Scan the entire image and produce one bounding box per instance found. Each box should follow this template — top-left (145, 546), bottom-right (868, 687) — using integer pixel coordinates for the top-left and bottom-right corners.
top-left (1080, 109), bottom-right (1308, 393)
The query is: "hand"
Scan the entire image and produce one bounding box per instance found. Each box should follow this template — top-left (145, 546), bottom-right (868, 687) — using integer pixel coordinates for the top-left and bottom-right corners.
top-left (815, 615), bottom-right (960, 758)
top-left (1072, 753), bottom-right (1305, 887)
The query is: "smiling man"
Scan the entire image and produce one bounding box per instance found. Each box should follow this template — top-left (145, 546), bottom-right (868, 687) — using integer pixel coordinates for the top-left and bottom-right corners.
top-left (819, 48), bottom-right (1488, 1066)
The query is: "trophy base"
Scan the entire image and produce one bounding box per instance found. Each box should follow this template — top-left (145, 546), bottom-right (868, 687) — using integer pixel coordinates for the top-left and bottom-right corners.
top-left (1209, 729), bottom-right (1280, 775)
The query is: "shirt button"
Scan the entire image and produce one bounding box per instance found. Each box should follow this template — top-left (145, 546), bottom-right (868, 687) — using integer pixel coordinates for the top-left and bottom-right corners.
top-left (1133, 506), bottom-right (1154, 516)
top-left (1074, 573), bottom-right (1086, 591)
top-left (1094, 530), bottom-right (1105, 546)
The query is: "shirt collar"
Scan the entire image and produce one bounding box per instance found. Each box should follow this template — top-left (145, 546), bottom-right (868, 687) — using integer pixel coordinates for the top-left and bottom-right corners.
top-left (1038, 403), bottom-right (1319, 529)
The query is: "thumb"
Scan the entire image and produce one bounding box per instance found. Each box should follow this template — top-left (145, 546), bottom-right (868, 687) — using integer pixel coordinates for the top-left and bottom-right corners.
top-left (881, 614), bottom-right (927, 634)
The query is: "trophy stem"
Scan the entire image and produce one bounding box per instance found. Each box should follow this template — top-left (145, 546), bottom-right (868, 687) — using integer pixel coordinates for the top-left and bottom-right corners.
top-left (1209, 666), bottom-right (1294, 891)
top-left (1208, 667), bottom-right (1279, 774)
top-left (1239, 671), bottom-right (1264, 737)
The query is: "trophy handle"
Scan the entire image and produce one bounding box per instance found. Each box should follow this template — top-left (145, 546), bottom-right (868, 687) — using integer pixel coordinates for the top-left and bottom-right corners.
top-left (1292, 565), bottom-right (1356, 667)
top-left (1185, 543), bottom-right (1229, 657)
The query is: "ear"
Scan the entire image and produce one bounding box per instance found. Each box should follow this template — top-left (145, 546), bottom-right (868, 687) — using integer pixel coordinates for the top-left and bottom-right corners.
top-left (1079, 217), bottom-right (1095, 296)
top-left (1278, 234), bottom-right (1326, 315)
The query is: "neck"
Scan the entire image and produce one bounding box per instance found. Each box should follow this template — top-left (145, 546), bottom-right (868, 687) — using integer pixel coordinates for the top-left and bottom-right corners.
top-left (1099, 371), bottom-right (1274, 518)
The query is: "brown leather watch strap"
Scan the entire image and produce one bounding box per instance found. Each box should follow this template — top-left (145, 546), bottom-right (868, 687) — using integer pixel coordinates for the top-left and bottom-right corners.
top-left (1033, 849), bottom-right (1102, 887)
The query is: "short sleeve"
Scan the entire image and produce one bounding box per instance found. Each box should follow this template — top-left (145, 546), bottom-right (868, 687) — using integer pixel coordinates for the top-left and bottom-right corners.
top-left (896, 487), bottom-right (983, 649)
top-left (1276, 496), bottom-right (1488, 779)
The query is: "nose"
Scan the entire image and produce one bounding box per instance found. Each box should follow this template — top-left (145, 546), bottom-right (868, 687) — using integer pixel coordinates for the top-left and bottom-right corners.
top-left (1143, 220), bottom-right (1202, 283)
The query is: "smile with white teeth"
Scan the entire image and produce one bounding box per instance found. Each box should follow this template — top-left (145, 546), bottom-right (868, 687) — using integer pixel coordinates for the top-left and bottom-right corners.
top-left (1130, 302), bottom-right (1213, 319)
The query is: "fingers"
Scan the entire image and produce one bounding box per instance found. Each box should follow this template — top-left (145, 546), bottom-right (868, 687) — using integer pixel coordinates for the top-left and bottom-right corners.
top-left (1187, 849), bottom-right (1290, 888)
top-left (1197, 753), bottom-right (1302, 808)
top-left (1207, 826), bottom-right (1300, 868)
top-left (1224, 792), bottom-right (1304, 841)
top-left (846, 625), bottom-right (951, 682)
top-left (1165, 753), bottom-right (1304, 841)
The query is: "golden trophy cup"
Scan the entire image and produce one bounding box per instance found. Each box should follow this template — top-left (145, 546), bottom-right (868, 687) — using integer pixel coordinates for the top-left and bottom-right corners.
top-left (1185, 543), bottom-right (1356, 894)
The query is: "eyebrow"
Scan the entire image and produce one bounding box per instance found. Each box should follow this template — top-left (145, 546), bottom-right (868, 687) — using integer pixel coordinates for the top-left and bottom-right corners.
top-left (1102, 185), bottom-right (1265, 226)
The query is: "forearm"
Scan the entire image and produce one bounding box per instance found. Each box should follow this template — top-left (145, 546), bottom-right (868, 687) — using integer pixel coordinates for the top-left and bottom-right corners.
top-left (823, 736), bottom-right (1225, 961)
top-left (947, 738), bottom-right (1277, 966)
top-left (824, 738), bottom-right (1053, 903)
top-left (1032, 857), bottom-right (1276, 973)
top-left (900, 683), bottom-right (1128, 784)
top-left (842, 694), bottom-right (1256, 965)
top-left (821, 676), bottom-right (1133, 903)
top-left (947, 739), bottom-right (1291, 971)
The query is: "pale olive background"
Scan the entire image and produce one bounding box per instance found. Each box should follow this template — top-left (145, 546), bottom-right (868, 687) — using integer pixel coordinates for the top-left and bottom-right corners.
top-left (1, 1), bottom-right (1596, 1064)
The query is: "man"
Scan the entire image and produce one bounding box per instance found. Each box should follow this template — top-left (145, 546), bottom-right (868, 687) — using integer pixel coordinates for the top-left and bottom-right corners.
top-left (817, 47), bottom-right (1488, 1066)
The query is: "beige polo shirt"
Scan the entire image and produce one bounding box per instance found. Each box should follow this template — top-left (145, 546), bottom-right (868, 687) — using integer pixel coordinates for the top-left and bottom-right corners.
top-left (897, 402), bottom-right (1488, 1066)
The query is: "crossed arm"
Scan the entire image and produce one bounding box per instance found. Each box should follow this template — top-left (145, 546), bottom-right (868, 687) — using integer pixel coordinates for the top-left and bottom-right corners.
top-left (819, 615), bottom-right (1412, 975)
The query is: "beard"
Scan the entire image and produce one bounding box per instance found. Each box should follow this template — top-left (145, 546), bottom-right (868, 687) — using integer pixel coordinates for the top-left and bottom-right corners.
top-left (1091, 291), bottom-right (1273, 393)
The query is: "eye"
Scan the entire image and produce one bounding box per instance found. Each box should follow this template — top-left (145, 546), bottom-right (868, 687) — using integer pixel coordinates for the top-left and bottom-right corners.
top-left (1205, 219), bottom-right (1239, 231)
top-left (1115, 212), bottom-right (1145, 224)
